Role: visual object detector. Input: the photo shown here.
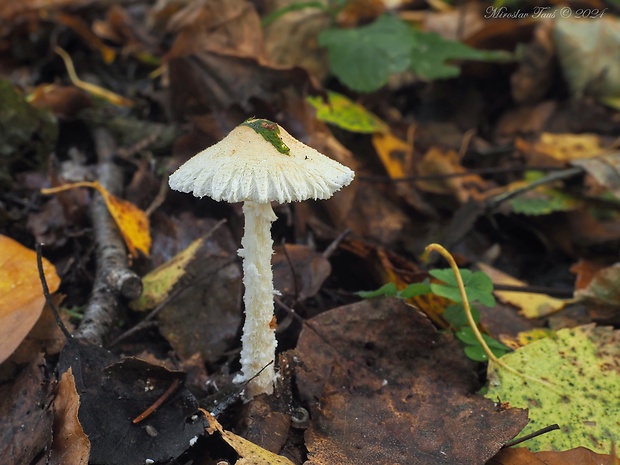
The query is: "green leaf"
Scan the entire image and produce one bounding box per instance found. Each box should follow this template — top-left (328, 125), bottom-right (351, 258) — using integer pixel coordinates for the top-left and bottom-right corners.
top-left (485, 325), bottom-right (620, 453)
top-left (509, 188), bottom-right (581, 216)
top-left (241, 118), bottom-right (290, 155)
top-left (306, 91), bottom-right (388, 134)
top-left (456, 327), bottom-right (510, 351)
top-left (398, 282), bottom-right (432, 299)
top-left (443, 303), bottom-right (480, 328)
top-left (464, 345), bottom-right (489, 362)
top-left (356, 282), bottom-right (398, 299)
top-left (318, 15), bottom-right (412, 92)
top-left (429, 268), bottom-right (472, 287)
top-left (430, 268), bottom-right (495, 306)
top-left (408, 29), bottom-right (513, 80)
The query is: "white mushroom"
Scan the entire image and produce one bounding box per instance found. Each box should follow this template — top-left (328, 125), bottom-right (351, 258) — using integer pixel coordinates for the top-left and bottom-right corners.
top-left (169, 118), bottom-right (354, 398)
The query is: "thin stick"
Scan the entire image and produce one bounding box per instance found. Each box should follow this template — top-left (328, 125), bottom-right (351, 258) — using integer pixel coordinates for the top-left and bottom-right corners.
top-left (132, 378), bottom-right (181, 424)
top-left (358, 166), bottom-right (565, 184)
top-left (36, 244), bottom-right (72, 340)
top-left (486, 166), bottom-right (584, 209)
top-left (503, 424), bottom-right (560, 448)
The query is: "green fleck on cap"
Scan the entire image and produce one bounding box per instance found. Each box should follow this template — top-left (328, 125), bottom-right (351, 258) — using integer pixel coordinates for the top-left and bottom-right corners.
top-left (242, 118), bottom-right (290, 155)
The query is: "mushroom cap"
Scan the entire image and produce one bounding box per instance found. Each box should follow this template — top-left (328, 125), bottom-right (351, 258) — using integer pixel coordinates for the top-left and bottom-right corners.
top-left (168, 120), bottom-right (355, 203)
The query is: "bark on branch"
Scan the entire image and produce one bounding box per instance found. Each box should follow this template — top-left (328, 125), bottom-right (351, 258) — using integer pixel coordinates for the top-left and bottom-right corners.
top-left (75, 128), bottom-right (142, 345)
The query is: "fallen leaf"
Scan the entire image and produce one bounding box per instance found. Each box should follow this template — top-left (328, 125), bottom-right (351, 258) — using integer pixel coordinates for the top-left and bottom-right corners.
top-left (416, 147), bottom-right (486, 203)
top-left (272, 244), bottom-right (331, 300)
top-left (517, 133), bottom-right (605, 164)
top-left (510, 19), bottom-right (555, 105)
top-left (489, 446), bottom-right (620, 465)
top-left (477, 262), bottom-right (567, 318)
top-left (570, 259), bottom-right (608, 291)
top-left (486, 324), bottom-right (620, 453)
top-left (50, 368), bottom-right (90, 465)
top-left (41, 181), bottom-right (151, 257)
top-left (574, 262), bottom-right (620, 308)
top-left (371, 131), bottom-right (410, 178)
top-left (307, 91), bottom-right (388, 134)
top-left (296, 298), bottom-right (528, 465)
top-left (571, 152), bottom-right (620, 201)
top-left (27, 84), bottom-right (93, 118)
top-left (0, 354), bottom-right (54, 464)
top-left (166, 0), bottom-right (264, 59)
top-left (130, 234), bottom-right (207, 312)
top-left (263, 0), bottom-right (331, 79)
top-left (554, 16), bottom-right (620, 100)
top-left (0, 235), bottom-right (61, 364)
top-left (203, 409), bottom-right (295, 465)
top-left (58, 342), bottom-right (207, 465)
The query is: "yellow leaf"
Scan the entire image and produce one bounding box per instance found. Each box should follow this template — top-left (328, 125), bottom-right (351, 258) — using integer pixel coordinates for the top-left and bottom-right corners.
top-left (520, 132), bottom-right (605, 163)
top-left (203, 409), bottom-right (295, 465)
top-left (476, 262), bottom-right (568, 318)
top-left (0, 235), bottom-right (61, 364)
top-left (130, 235), bottom-right (205, 311)
top-left (41, 181), bottom-right (151, 257)
top-left (371, 132), bottom-right (410, 179)
top-left (307, 91), bottom-right (388, 134)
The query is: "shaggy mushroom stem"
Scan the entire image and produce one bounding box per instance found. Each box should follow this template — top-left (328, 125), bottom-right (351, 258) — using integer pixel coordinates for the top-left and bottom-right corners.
top-left (236, 200), bottom-right (278, 397)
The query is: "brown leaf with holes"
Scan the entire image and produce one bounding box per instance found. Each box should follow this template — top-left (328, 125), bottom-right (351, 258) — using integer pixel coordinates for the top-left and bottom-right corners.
top-left (296, 298), bottom-right (528, 465)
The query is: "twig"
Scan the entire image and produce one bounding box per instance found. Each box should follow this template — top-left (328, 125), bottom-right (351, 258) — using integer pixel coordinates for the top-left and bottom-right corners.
top-left (358, 166), bottom-right (565, 184)
top-left (493, 284), bottom-right (574, 298)
top-left (486, 166), bottom-right (584, 209)
top-left (36, 244), bottom-right (72, 340)
top-left (109, 221), bottom-right (231, 347)
top-left (75, 128), bottom-right (142, 345)
top-left (502, 424), bottom-right (560, 448)
top-left (132, 378), bottom-right (181, 424)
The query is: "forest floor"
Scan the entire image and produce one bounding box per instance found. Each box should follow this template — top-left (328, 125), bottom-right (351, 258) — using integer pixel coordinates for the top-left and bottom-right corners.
top-left (1, 1), bottom-right (620, 464)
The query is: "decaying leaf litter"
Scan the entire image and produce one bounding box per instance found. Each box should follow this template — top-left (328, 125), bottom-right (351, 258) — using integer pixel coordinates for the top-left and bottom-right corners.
top-left (1, 0), bottom-right (620, 464)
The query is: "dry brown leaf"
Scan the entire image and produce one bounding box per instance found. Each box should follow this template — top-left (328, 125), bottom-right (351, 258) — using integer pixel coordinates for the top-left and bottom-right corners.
top-left (263, 0), bottom-right (331, 79)
top-left (296, 298), bottom-right (528, 465)
top-left (27, 84), bottom-right (93, 118)
top-left (0, 235), bottom-right (61, 364)
top-left (416, 147), bottom-right (486, 203)
top-left (272, 244), bottom-right (331, 300)
top-left (0, 354), bottom-right (54, 464)
top-left (488, 446), bottom-right (619, 465)
top-left (167, 0), bottom-right (263, 58)
top-left (50, 368), bottom-right (90, 465)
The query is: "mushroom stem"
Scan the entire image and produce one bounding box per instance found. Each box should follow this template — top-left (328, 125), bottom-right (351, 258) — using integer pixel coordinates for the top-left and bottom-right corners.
top-left (236, 200), bottom-right (278, 397)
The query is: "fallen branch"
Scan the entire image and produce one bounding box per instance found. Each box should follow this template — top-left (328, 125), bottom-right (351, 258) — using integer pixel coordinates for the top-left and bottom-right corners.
top-left (75, 128), bottom-right (142, 345)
